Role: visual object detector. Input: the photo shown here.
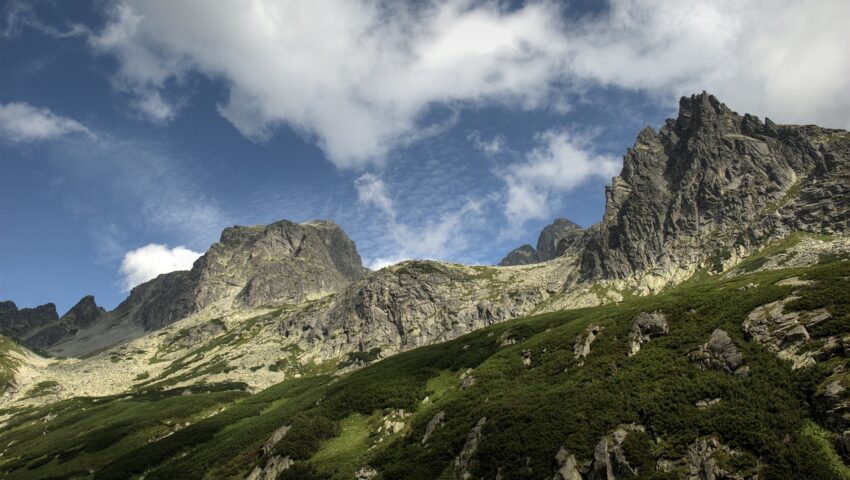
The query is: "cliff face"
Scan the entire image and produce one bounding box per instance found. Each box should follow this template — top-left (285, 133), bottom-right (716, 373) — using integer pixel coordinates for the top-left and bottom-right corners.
top-left (579, 92), bottom-right (850, 292)
top-left (193, 220), bottom-right (367, 310)
top-left (0, 301), bottom-right (58, 343)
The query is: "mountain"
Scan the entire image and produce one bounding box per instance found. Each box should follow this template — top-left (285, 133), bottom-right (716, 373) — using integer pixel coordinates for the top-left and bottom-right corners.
top-left (580, 93), bottom-right (850, 291)
top-left (498, 218), bottom-right (586, 266)
top-left (35, 220), bottom-right (368, 357)
top-left (0, 297), bottom-right (107, 352)
top-left (0, 301), bottom-right (58, 344)
top-left (1, 92), bottom-right (849, 479)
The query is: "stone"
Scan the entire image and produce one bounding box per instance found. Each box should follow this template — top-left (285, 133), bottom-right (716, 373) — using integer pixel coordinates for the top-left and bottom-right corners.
top-left (588, 425), bottom-right (644, 480)
top-left (685, 436), bottom-right (754, 480)
top-left (355, 466), bottom-right (378, 479)
top-left (262, 424), bottom-right (291, 455)
top-left (246, 455), bottom-right (292, 480)
top-left (453, 417), bottom-right (487, 480)
top-left (552, 447), bottom-right (582, 480)
top-left (574, 325), bottom-right (601, 366)
top-left (689, 329), bottom-right (745, 374)
top-left (627, 312), bottom-right (669, 356)
top-left (422, 410), bottom-right (446, 444)
top-left (696, 398), bottom-right (721, 409)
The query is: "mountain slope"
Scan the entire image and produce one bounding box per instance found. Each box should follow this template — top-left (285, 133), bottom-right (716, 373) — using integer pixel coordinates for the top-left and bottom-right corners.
top-left (2, 249), bottom-right (849, 479)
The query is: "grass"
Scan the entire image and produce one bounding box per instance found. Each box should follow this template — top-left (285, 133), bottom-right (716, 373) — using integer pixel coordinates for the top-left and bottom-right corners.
top-left (2, 252), bottom-right (850, 479)
top-left (309, 414), bottom-right (372, 479)
top-left (0, 335), bottom-right (24, 393)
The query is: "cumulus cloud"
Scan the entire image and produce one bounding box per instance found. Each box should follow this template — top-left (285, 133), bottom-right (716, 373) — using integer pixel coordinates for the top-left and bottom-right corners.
top-left (501, 131), bottom-right (620, 226)
top-left (119, 243), bottom-right (202, 291)
top-left (85, 0), bottom-right (849, 168)
top-left (0, 102), bottom-right (92, 143)
top-left (354, 173), bottom-right (485, 269)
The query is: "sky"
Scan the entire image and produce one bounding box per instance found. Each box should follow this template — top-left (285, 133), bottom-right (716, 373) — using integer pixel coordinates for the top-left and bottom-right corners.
top-left (1, 0), bottom-right (849, 314)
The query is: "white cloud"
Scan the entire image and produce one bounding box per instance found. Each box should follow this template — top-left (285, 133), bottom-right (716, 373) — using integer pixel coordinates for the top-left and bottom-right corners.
top-left (0, 102), bottom-right (92, 143)
top-left (468, 131), bottom-right (506, 157)
top-left (88, 0), bottom-right (571, 166)
top-left (355, 173), bottom-right (395, 218)
top-left (354, 173), bottom-right (485, 269)
top-left (86, 0), bottom-right (850, 168)
top-left (119, 243), bottom-right (202, 291)
top-left (501, 131), bottom-right (620, 226)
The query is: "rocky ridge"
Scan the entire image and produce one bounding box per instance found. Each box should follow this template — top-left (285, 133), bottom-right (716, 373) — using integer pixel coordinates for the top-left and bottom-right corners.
top-left (3, 92), bottom-right (850, 408)
top-left (580, 93), bottom-right (850, 293)
top-left (499, 218), bottom-right (586, 266)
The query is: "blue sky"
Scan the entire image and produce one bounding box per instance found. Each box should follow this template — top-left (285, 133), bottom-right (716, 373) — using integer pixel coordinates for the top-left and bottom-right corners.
top-left (1, 1), bottom-right (848, 314)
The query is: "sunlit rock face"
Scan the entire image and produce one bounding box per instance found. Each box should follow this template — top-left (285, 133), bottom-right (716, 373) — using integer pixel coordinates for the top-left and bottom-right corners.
top-left (580, 92), bottom-right (850, 292)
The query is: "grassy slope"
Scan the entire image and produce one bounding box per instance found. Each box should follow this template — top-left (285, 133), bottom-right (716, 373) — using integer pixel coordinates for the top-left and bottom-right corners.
top-left (2, 253), bottom-right (849, 479)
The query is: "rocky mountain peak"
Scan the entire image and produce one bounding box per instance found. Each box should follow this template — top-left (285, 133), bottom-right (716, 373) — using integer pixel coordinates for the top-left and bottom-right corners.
top-left (39, 218), bottom-right (369, 357)
top-left (499, 218), bottom-right (585, 266)
top-left (61, 295), bottom-right (106, 327)
top-left (194, 219), bottom-right (367, 310)
top-left (0, 301), bottom-right (58, 338)
top-left (581, 92), bottom-right (850, 291)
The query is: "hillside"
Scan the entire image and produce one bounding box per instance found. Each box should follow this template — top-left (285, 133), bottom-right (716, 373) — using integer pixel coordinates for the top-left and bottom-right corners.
top-left (1, 239), bottom-right (849, 479)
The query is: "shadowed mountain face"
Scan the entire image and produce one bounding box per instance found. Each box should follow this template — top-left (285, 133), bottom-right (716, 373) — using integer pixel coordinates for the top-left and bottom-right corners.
top-left (0, 302), bottom-right (58, 343)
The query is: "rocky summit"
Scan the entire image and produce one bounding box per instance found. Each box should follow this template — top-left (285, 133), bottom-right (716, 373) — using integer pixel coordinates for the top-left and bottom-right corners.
top-left (2, 93), bottom-right (850, 480)
top-left (580, 93), bottom-right (850, 292)
top-left (499, 218), bottom-right (586, 266)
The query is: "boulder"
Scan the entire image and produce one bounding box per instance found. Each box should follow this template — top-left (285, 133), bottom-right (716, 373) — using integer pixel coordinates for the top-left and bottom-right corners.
top-left (422, 410), bottom-right (446, 444)
top-left (689, 329), bottom-right (747, 375)
top-left (552, 447), bottom-right (582, 480)
top-left (574, 325), bottom-right (602, 366)
top-left (627, 312), bottom-right (669, 356)
top-left (454, 417), bottom-right (487, 480)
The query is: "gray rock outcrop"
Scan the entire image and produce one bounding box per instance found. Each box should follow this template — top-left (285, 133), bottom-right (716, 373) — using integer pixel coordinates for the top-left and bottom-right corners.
top-left (588, 425), bottom-right (645, 480)
top-left (627, 312), bottom-right (669, 356)
top-left (686, 436), bottom-right (754, 480)
top-left (454, 417), bottom-right (487, 480)
top-left (574, 325), bottom-right (601, 366)
top-left (422, 410), bottom-right (446, 444)
top-left (689, 329), bottom-right (747, 375)
top-left (743, 295), bottom-right (832, 369)
top-left (552, 447), bottom-right (582, 480)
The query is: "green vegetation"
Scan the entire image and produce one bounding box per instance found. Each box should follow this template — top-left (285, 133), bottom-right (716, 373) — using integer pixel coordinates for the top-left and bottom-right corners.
top-left (2, 253), bottom-right (850, 479)
top-left (27, 380), bottom-right (59, 397)
top-left (338, 347), bottom-right (382, 369)
top-left (0, 335), bottom-right (24, 393)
